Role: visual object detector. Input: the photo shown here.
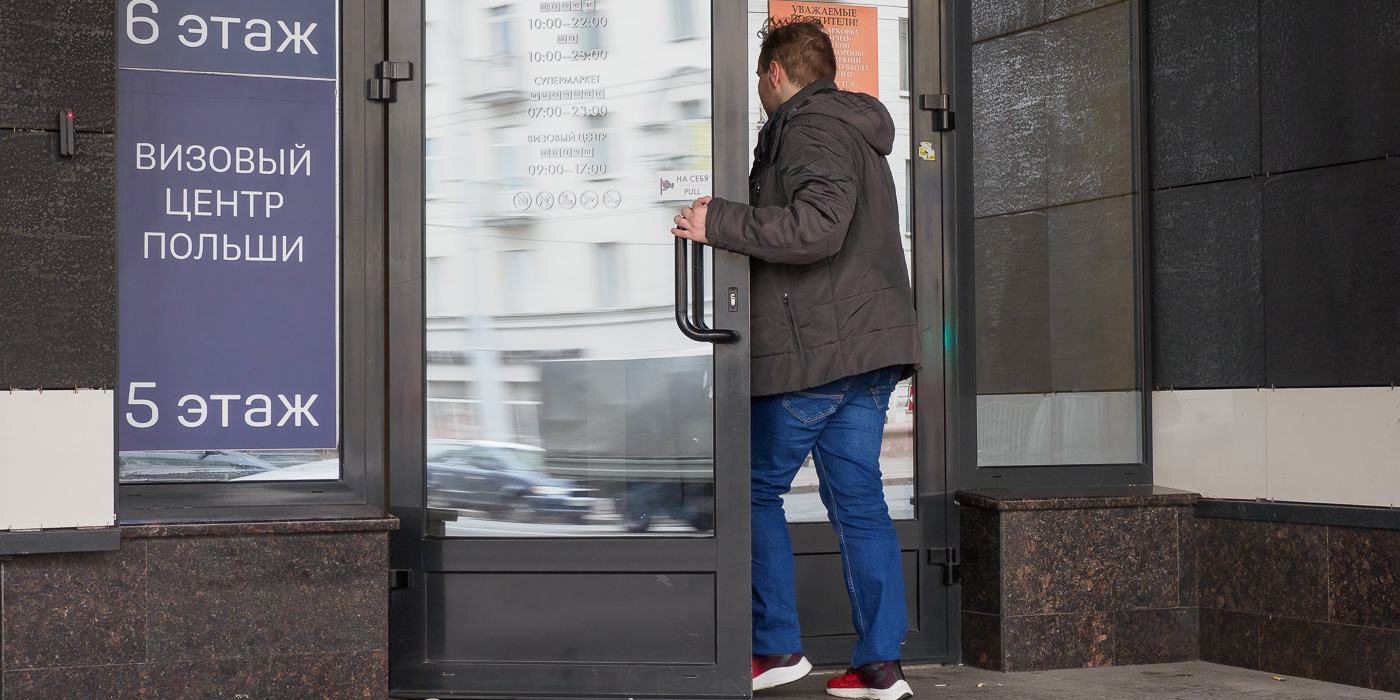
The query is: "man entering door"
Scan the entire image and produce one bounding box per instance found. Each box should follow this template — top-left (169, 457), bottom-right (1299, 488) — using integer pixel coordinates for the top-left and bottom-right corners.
top-left (670, 17), bottom-right (921, 700)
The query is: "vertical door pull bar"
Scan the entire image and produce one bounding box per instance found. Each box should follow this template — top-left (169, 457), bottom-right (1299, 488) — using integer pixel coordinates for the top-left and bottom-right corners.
top-left (675, 238), bottom-right (739, 344)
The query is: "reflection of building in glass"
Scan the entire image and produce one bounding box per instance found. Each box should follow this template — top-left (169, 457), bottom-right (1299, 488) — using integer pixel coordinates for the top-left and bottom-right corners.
top-left (424, 0), bottom-right (715, 482)
top-left (426, 0), bottom-right (918, 533)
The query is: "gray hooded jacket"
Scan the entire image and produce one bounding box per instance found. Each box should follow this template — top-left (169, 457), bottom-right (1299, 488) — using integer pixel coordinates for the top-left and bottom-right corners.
top-left (707, 79), bottom-right (921, 397)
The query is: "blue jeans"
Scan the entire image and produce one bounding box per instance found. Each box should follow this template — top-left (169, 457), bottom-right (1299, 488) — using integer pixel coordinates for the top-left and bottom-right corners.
top-left (751, 366), bottom-right (906, 668)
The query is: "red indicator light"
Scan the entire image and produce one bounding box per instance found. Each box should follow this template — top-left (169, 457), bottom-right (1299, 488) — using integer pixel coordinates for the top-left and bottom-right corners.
top-left (67, 112), bottom-right (73, 118)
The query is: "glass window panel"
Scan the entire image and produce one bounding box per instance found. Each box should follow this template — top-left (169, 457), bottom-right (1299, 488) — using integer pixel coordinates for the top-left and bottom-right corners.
top-left (425, 0), bottom-right (715, 537)
top-left (117, 10), bottom-right (342, 486)
top-left (748, 0), bottom-right (916, 523)
top-left (969, 3), bottom-right (1143, 466)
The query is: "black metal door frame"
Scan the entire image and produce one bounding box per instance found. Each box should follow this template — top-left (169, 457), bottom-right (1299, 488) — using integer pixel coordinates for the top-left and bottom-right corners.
top-left (785, 0), bottom-right (960, 667)
top-left (382, 1), bottom-right (754, 697)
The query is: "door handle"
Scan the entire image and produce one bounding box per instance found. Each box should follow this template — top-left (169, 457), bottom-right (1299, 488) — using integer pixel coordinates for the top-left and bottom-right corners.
top-left (675, 238), bottom-right (739, 344)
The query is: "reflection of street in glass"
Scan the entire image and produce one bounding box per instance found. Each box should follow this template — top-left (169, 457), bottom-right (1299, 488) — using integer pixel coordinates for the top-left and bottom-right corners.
top-left (118, 448), bottom-right (339, 483)
top-left (425, 434), bottom-right (714, 536)
top-left (443, 512), bottom-right (700, 538)
top-left (437, 493), bottom-right (710, 538)
top-left (425, 1), bottom-right (718, 538)
top-left (783, 484), bottom-right (914, 523)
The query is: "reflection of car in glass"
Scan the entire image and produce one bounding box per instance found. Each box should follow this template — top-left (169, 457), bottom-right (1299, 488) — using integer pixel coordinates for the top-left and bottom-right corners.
top-left (426, 440), bottom-right (596, 523)
top-left (118, 450), bottom-right (278, 482)
top-left (539, 356), bottom-right (716, 533)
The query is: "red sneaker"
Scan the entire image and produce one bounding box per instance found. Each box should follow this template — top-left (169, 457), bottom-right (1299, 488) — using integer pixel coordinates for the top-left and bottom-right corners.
top-left (825, 660), bottom-right (913, 700)
top-left (752, 653), bottom-right (813, 691)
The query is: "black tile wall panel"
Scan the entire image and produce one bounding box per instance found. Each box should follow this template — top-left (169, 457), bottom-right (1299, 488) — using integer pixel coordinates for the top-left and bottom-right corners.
top-left (971, 3), bottom-right (1132, 218)
top-left (1043, 2), bottom-right (1132, 208)
top-left (1047, 195), bottom-right (1136, 392)
top-left (972, 30), bottom-right (1049, 217)
top-left (0, 0), bottom-right (115, 130)
top-left (1151, 178), bottom-right (1264, 389)
top-left (1260, 0), bottom-right (1400, 173)
top-left (1045, 0), bottom-right (1122, 23)
top-left (1148, 0), bottom-right (1260, 188)
top-left (1262, 158), bottom-right (1400, 387)
top-left (0, 131), bottom-right (115, 388)
top-left (971, 0), bottom-right (1043, 42)
top-left (975, 211), bottom-right (1052, 395)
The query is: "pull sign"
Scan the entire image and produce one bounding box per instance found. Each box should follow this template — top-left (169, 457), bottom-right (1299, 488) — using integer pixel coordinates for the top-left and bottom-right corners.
top-left (920, 94), bottom-right (954, 132)
top-left (58, 111), bottom-right (76, 156)
top-left (367, 61), bottom-right (413, 102)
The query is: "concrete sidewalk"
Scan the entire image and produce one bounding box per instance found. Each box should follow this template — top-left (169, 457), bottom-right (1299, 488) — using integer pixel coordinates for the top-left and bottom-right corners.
top-left (763, 662), bottom-right (1397, 699)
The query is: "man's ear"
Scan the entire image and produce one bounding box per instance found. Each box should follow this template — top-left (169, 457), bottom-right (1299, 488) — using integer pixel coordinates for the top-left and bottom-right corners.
top-left (765, 61), bottom-right (785, 88)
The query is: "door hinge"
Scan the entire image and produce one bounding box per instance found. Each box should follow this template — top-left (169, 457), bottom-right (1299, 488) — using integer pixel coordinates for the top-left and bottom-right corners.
top-left (928, 547), bottom-right (960, 585)
top-left (389, 569), bottom-right (414, 590)
top-left (920, 94), bottom-right (954, 132)
top-left (368, 61), bottom-right (414, 102)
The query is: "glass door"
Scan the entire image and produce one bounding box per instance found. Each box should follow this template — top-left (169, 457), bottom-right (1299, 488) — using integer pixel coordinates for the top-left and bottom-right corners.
top-left (387, 0), bottom-right (754, 697)
top-left (744, 0), bottom-right (957, 666)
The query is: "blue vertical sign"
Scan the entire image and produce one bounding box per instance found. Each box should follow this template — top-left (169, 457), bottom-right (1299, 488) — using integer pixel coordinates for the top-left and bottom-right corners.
top-left (118, 0), bottom-right (338, 450)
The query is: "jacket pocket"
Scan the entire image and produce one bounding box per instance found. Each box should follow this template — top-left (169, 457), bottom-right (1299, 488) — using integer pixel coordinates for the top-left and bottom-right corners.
top-left (783, 293), bottom-right (805, 352)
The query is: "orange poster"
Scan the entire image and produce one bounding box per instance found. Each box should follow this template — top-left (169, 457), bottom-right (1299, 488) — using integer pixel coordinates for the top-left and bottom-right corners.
top-left (767, 1), bottom-right (879, 98)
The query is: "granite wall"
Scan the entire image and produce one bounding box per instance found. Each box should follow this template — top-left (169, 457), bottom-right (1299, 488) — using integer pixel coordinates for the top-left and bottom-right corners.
top-left (1198, 517), bottom-right (1400, 693)
top-left (0, 520), bottom-right (394, 700)
top-left (959, 493), bottom-right (1400, 694)
top-left (958, 488), bottom-right (1200, 672)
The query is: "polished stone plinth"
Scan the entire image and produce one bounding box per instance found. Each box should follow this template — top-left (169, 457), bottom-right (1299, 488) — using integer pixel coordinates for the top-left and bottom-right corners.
top-left (958, 486), bottom-right (1200, 672)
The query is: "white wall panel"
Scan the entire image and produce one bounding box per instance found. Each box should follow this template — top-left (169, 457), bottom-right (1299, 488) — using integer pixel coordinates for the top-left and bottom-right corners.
top-left (1265, 387), bottom-right (1400, 508)
top-left (0, 390), bottom-right (114, 530)
top-left (1152, 389), bottom-right (1266, 500)
top-left (1153, 387), bottom-right (1400, 508)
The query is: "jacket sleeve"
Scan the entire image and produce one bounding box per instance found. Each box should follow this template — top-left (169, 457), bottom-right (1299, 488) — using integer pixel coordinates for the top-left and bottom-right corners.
top-left (705, 120), bottom-right (859, 266)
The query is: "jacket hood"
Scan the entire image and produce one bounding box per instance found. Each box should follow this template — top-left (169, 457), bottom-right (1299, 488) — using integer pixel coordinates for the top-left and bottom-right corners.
top-left (772, 79), bottom-right (895, 156)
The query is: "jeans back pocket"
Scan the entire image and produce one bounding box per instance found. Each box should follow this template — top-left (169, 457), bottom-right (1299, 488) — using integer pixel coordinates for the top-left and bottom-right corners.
top-left (782, 390), bottom-right (843, 424)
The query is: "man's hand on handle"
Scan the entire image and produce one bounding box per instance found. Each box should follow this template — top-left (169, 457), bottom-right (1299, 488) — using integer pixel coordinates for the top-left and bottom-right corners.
top-left (672, 196), bottom-right (711, 245)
